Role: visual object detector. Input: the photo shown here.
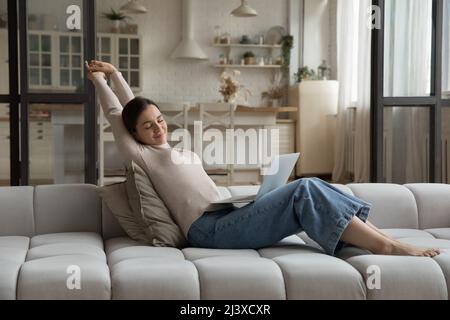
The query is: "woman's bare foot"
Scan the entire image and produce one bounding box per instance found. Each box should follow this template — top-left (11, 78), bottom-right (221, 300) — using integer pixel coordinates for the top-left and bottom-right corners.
top-left (377, 240), bottom-right (441, 257)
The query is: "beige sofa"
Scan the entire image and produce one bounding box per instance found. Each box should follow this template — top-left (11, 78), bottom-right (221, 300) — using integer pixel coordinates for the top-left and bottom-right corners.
top-left (0, 182), bottom-right (449, 300)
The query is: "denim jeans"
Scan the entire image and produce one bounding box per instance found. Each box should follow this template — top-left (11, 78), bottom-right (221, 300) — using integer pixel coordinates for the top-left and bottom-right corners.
top-left (187, 177), bottom-right (372, 256)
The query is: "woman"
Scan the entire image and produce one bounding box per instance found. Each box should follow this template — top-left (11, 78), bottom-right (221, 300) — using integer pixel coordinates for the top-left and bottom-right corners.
top-left (86, 60), bottom-right (440, 257)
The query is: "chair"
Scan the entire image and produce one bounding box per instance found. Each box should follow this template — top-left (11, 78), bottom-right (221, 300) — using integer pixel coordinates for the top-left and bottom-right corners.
top-left (198, 102), bottom-right (236, 186)
top-left (98, 105), bottom-right (126, 186)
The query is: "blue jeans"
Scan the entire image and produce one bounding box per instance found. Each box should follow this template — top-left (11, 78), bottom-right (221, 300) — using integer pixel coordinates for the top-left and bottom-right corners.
top-left (187, 177), bottom-right (372, 256)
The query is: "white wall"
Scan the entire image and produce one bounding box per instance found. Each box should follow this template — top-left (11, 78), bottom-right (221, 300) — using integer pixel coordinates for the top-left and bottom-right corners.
top-left (303, 0), bottom-right (333, 76)
top-left (2, 0), bottom-right (337, 104)
top-left (98, 0), bottom-right (289, 106)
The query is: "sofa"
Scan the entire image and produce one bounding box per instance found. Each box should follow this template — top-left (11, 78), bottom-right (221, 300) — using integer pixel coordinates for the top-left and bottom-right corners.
top-left (0, 182), bottom-right (449, 300)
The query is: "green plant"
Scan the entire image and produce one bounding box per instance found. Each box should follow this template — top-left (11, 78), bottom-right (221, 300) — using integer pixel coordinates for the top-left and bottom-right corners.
top-left (281, 35), bottom-right (293, 67)
top-left (294, 66), bottom-right (316, 83)
top-left (243, 51), bottom-right (255, 59)
top-left (102, 8), bottom-right (130, 21)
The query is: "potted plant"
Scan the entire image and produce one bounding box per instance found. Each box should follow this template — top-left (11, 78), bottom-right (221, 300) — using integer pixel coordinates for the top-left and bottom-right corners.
top-left (102, 8), bottom-right (130, 33)
top-left (294, 66), bottom-right (316, 83)
top-left (281, 35), bottom-right (293, 67)
top-left (243, 51), bottom-right (256, 65)
top-left (27, 14), bottom-right (40, 30)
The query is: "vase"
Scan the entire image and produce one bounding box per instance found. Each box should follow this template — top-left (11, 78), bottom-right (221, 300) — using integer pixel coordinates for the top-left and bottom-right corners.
top-left (110, 20), bottom-right (121, 33)
top-left (270, 99), bottom-right (281, 107)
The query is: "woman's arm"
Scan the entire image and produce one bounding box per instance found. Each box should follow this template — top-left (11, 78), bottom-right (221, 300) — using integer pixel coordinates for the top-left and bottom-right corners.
top-left (87, 60), bottom-right (134, 107)
top-left (89, 71), bottom-right (143, 162)
top-left (110, 70), bottom-right (135, 106)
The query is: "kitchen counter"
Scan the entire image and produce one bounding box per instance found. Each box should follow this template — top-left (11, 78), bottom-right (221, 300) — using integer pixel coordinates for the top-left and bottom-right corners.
top-left (189, 105), bottom-right (298, 113)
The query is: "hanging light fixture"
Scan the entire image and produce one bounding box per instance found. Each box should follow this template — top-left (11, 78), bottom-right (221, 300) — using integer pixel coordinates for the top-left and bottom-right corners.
top-left (120, 0), bottom-right (148, 14)
top-left (231, 0), bottom-right (258, 17)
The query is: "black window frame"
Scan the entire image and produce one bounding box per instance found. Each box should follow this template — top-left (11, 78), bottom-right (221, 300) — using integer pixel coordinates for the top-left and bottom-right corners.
top-left (371, 0), bottom-right (446, 183)
top-left (2, 0), bottom-right (97, 186)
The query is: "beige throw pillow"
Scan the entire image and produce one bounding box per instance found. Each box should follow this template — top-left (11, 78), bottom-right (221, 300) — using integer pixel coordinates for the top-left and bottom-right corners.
top-left (125, 161), bottom-right (188, 248)
top-left (98, 182), bottom-right (149, 244)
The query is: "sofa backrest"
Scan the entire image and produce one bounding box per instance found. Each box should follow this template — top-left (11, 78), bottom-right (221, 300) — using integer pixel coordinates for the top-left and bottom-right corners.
top-left (0, 186), bottom-right (34, 236)
top-left (33, 184), bottom-right (102, 235)
top-left (404, 184), bottom-right (450, 229)
top-left (102, 199), bottom-right (127, 240)
top-left (346, 183), bottom-right (419, 229)
top-left (1, 182), bottom-right (449, 238)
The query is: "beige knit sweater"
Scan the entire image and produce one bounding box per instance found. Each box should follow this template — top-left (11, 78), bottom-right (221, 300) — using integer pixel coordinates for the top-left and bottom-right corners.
top-left (93, 71), bottom-right (230, 238)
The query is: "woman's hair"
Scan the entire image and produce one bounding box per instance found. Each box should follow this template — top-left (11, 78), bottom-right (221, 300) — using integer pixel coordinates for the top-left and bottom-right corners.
top-left (122, 96), bottom-right (160, 134)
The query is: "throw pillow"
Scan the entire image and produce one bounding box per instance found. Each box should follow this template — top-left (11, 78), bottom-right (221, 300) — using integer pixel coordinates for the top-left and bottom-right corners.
top-left (98, 182), bottom-right (150, 244)
top-left (125, 161), bottom-right (188, 248)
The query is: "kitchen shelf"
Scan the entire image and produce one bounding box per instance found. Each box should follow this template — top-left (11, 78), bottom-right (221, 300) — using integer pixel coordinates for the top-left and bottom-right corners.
top-left (213, 43), bottom-right (282, 49)
top-left (214, 64), bottom-right (282, 69)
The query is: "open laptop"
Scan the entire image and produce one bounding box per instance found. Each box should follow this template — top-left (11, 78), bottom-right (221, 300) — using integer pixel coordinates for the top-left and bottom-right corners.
top-left (211, 153), bottom-right (300, 204)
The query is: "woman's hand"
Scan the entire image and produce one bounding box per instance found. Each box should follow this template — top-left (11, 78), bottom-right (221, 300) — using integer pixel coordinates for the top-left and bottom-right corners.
top-left (86, 60), bottom-right (117, 76)
top-left (86, 68), bottom-right (106, 82)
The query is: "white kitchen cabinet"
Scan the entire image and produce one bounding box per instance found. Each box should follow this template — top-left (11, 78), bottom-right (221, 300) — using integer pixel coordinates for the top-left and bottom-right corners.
top-left (288, 81), bottom-right (338, 176)
top-left (27, 31), bottom-right (142, 92)
top-left (97, 33), bottom-right (142, 92)
top-left (29, 119), bottom-right (54, 181)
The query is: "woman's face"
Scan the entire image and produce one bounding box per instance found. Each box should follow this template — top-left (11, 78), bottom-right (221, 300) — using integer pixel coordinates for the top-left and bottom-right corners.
top-left (133, 105), bottom-right (168, 146)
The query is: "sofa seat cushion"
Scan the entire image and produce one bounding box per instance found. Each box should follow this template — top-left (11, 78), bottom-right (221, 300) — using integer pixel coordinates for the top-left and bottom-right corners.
top-left (269, 252), bottom-right (366, 300)
top-left (346, 255), bottom-right (448, 300)
top-left (257, 245), bottom-right (325, 260)
top-left (193, 256), bottom-right (286, 300)
top-left (111, 258), bottom-right (199, 300)
top-left (182, 248), bottom-right (260, 261)
top-left (104, 237), bottom-right (145, 255)
top-left (17, 255), bottom-right (110, 300)
top-left (432, 253), bottom-right (450, 298)
top-left (0, 236), bottom-right (30, 300)
top-left (0, 236), bottom-right (29, 263)
top-left (30, 232), bottom-right (103, 249)
top-left (108, 246), bottom-right (184, 266)
top-left (380, 229), bottom-right (436, 239)
top-left (0, 260), bottom-right (22, 300)
top-left (183, 235), bottom-right (306, 261)
top-left (26, 243), bottom-right (106, 262)
top-left (0, 236), bottom-right (30, 250)
top-left (425, 228), bottom-right (450, 240)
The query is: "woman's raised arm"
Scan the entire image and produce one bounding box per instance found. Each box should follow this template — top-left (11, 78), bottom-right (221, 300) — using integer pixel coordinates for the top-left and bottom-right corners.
top-left (87, 60), bottom-right (134, 107)
top-left (87, 70), bottom-right (143, 163)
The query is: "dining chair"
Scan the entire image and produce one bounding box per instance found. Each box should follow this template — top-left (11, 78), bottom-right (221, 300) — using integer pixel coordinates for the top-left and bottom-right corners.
top-left (198, 102), bottom-right (236, 186)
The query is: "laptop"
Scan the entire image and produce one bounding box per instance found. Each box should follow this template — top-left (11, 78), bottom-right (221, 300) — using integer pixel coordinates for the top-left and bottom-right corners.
top-left (211, 153), bottom-right (300, 204)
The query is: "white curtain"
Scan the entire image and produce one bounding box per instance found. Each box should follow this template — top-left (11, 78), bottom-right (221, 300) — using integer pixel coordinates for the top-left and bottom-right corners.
top-left (333, 0), bottom-right (371, 183)
top-left (384, 0), bottom-right (432, 183)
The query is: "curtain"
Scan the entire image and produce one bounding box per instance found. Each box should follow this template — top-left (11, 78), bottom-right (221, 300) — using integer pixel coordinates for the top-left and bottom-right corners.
top-left (384, 0), bottom-right (432, 183)
top-left (333, 0), bottom-right (371, 183)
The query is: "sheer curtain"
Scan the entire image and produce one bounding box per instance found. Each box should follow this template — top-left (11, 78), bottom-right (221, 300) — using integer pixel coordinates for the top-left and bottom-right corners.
top-left (384, 0), bottom-right (432, 183)
top-left (333, 0), bottom-right (371, 183)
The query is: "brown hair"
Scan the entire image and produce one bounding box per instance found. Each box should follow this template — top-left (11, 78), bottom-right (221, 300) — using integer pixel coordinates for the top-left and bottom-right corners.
top-left (121, 96), bottom-right (160, 134)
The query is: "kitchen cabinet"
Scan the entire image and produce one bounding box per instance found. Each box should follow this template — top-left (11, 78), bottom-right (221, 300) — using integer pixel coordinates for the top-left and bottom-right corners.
top-left (26, 31), bottom-right (142, 92)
